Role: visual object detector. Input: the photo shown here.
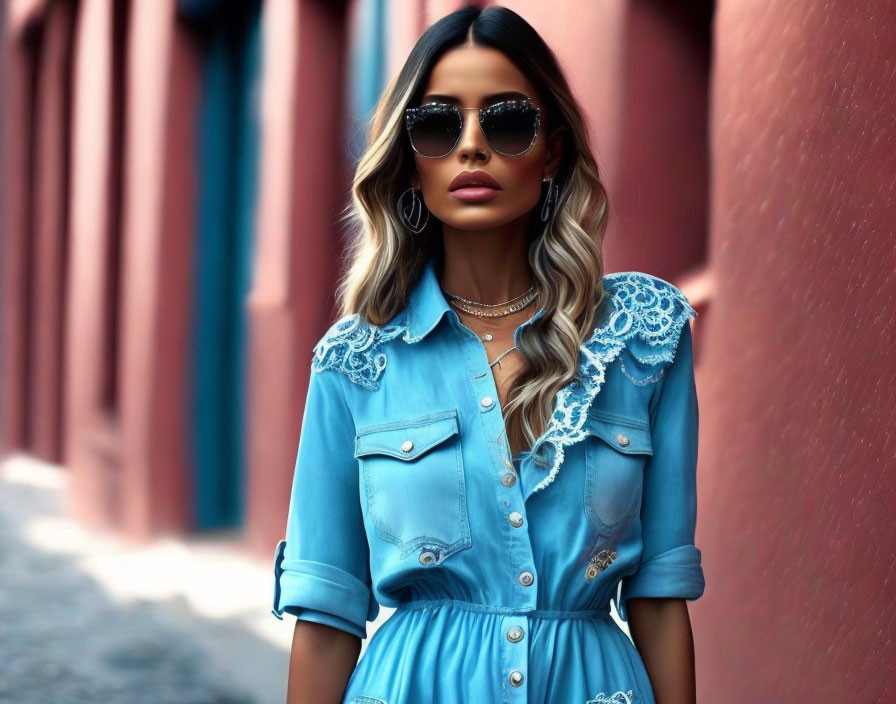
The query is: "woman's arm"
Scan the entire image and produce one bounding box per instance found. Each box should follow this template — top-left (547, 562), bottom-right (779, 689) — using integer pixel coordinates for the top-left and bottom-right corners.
top-left (615, 322), bottom-right (705, 701)
top-left (287, 621), bottom-right (361, 704)
top-left (627, 597), bottom-right (696, 704)
top-left (272, 361), bottom-right (380, 701)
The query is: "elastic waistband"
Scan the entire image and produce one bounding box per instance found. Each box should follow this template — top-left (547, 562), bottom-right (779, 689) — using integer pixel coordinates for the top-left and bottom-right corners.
top-left (395, 598), bottom-right (613, 620)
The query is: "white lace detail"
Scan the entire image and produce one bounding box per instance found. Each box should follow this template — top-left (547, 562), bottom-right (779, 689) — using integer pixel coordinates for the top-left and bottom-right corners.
top-left (529, 272), bottom-right (697, 495)
top-left (311, 314), bottom-right (408, 390)
top-left (586, 690), bottom-right (634, 704)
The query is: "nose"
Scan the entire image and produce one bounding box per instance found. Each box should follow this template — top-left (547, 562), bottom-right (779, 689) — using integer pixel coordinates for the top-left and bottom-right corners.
top-left (455, 109), bottom-right (489, 161)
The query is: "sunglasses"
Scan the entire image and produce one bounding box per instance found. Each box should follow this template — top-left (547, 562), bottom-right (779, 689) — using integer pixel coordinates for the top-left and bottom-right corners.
top-left (404, 98), bottom-right (542, 158)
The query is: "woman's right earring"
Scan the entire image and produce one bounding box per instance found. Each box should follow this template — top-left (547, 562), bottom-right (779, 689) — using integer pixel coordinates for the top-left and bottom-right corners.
top-left (540, 176), bottom-right (559, 223)
top-left (397, 187), bottom-right (430, 234)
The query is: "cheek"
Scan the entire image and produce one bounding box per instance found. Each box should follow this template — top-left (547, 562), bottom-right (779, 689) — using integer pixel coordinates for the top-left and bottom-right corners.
top-left (486, 162), bottom-right (545, 218)
top-left (503, 161), bottom-right (546, 204)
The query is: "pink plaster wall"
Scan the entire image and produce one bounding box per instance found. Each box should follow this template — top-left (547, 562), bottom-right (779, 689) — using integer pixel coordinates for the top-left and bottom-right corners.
top-left (695, 1), bottom-right (896, 699)
top-left (611, 1), bottom-right (710, 277)
top-left (246, 0), bottom-right (350, 556)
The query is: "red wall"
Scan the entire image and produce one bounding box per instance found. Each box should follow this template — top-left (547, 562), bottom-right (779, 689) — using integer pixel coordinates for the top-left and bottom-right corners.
top-left (695, 1), bottom-right (896, 699)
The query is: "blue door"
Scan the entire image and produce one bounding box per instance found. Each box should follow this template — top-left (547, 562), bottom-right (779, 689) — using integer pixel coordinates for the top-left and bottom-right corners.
top-left (181, 0), bottom-right (261, 529)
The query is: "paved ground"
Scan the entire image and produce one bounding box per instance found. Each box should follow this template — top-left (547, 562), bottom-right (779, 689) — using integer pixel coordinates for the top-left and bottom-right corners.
top-left (0, 454), bottom-right (298, 704)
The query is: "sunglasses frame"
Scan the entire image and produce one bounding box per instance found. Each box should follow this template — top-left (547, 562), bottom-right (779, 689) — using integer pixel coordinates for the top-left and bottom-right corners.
top-left (404, 98), bottom-right (542, 158)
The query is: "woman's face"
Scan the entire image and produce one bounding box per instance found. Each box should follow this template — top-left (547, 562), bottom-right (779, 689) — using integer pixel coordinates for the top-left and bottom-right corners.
top-left (409, 45), bottom-right (564, 233)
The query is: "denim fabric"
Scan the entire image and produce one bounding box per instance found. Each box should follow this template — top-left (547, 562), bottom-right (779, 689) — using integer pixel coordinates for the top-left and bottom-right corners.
top-left (272, 254), bottom-right (705, 703)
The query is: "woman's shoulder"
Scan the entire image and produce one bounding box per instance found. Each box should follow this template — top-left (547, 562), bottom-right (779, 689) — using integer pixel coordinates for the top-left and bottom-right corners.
top-left (310, 313), bottom-right (408, 391)
top-left (591, 270), bottom-right (697, 367)
top-left (600, 269), bottom-right (694, 306)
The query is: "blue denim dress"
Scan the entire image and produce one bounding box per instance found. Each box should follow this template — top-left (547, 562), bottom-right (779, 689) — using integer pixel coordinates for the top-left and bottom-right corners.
top-left (272, 255), bottom-right (705, 704)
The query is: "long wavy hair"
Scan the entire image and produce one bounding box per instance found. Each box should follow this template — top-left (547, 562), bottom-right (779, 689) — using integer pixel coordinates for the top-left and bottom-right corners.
top-left (334, 4), bottom-right (610, 453)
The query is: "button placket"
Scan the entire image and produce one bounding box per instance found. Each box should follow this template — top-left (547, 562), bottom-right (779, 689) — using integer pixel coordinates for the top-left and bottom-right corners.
top-left (500, 456), bottom-right (518, 487)
top-left (462, 328), bottom-right (536, 612)
top-left (500, 614), bottom-right (528, 699)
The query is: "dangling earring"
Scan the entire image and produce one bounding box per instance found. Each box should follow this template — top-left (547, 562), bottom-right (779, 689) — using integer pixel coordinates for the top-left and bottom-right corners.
top-left (397, 186), bottom-right (430, 234)
top-left (540, 176), bottom-right (559, 223)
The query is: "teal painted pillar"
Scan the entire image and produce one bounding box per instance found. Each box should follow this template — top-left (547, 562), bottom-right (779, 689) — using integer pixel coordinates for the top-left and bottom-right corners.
top-left (348, 0), bottom-right (388, 162)
top-left (182, 0), bottom-right (261, 529)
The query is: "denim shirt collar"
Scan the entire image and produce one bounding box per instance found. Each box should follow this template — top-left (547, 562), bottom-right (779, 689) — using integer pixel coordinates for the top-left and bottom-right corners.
top-left (403, 255), bottom-right (546, 344)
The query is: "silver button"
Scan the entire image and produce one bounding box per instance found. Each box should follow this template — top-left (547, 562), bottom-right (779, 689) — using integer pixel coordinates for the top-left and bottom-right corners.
top-left (509, 670), bottom-right (524, 687)
top-left (508, 511), bottom-right (524, 528)
top-left (507, 626), bottom-right (524, 643)
top-left (518, 571), bottom-right (534, 586)
top-left (419, 551), bottom-right (435, 565)
top-left (480, 395), bottom-right (494, 408)
top-left (401, 440), bottom-right (414, 453)
top-left (501, 472), bottom-right (517, 487)
top-left (616, 433), bottom-right (630, 447)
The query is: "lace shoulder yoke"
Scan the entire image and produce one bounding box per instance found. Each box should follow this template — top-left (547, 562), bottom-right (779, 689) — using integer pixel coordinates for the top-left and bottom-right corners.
top-left (311, 314), bottom-right (408, 390)
top-left (528, 271), bottom-right (697, 495)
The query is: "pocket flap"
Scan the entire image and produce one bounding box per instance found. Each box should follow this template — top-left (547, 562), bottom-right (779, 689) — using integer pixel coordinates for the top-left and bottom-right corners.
top-left (586, 410), bottom-right (653, 455)
top-left (354, 410), bottom-right (459, 461)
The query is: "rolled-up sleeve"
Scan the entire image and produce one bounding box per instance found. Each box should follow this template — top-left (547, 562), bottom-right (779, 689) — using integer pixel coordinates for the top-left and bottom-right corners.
top-left (617, 322), bottom-right (705, 622)
top-left (271, 363), bottom-right (379, 639)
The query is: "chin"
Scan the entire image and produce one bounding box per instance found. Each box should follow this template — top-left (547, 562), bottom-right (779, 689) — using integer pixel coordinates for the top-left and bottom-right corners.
top-left (444, 217), bottom-right (510, 232)
top-left (439, 208), bottom-right (523, 231)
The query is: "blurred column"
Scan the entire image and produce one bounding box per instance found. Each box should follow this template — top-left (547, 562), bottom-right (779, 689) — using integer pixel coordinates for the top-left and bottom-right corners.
top-left (1, 1), bottom-right (75, 462)
top-left (246, 0), bottom-right (350, 556)
top-left (66, 0), bottom-right (201, 539)
top-left (610, 0), bottom-right (712, 280)
top-left (1, 5), bottom-right (39, 454)
top-left (30, 1), bottom-right (76, 462)
top-left (64, 0), bottom-right (122, 528)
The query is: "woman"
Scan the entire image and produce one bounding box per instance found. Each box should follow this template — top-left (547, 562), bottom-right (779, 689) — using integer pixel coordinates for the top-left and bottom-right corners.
top-left (272, 5), bottom-right (705, 703)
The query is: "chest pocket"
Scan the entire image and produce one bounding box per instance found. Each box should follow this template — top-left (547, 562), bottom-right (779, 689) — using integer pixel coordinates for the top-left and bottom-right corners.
top-left (583, 409), bottom-right (653, 537)
top-left (354, 409), bottom-right (472, 564)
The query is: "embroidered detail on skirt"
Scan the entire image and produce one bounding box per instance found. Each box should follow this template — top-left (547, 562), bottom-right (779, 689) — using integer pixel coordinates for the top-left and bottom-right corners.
top-left (587, 689), bottom-right (635, 704)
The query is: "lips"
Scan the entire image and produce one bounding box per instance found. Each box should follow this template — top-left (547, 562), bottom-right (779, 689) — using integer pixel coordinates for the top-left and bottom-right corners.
top-left (448, 170), bottom-right (502, 191)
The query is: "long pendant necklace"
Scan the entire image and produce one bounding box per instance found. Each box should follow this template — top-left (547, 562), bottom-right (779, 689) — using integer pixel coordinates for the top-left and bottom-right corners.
top-left (488, 346), bottom-right (517, 370)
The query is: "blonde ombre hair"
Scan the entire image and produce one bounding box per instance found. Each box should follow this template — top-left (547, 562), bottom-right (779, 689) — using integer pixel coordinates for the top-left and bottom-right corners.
top-left (333, 5), bottom-right (610, 453)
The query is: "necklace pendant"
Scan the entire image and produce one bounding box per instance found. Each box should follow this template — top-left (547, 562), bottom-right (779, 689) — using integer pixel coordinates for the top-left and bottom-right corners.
top-left (483, 333), bottom-right (493, 341)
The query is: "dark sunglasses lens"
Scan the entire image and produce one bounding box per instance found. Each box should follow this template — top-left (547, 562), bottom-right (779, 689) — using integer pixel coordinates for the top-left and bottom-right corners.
top-left (407, 106), bottom-right (460, 157)
top-left (481, 102), bottom-right (539, 155)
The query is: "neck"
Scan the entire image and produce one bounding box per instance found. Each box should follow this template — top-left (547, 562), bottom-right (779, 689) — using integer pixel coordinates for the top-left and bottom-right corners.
top-left (439, 227), bottom-right (533, 305)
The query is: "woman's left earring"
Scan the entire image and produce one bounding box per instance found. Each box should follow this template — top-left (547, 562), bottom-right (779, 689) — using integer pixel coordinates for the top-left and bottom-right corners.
top-left (540, 176), bottom-right (559, 223)
top-left (397, 187), bottom-right (430, 234)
